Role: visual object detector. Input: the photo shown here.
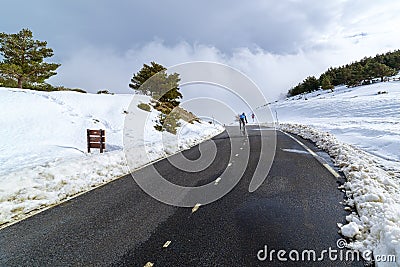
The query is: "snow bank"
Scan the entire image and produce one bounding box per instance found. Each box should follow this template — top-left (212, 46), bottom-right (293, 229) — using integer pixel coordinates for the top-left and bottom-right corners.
top-left (0, 151), bottom-right (129, 223)
top-left (0, 87), bottom-right (224, 226)
top-left (341, 222), bottom-right (360, 238)
top-left (281, 123), bottom-right (400, 266)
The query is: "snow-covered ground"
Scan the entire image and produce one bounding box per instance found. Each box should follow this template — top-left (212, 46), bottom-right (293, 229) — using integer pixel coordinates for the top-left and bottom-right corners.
top-left (0, 87), bottom-right (223, 226)
top-left (272, 81), bottom-right (400, 162)
top-left (270, 79), bottom-right (400, 266)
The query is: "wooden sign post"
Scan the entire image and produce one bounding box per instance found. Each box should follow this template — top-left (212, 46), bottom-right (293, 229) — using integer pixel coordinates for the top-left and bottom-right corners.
top-left (87, 129), bottom-right (105, 153)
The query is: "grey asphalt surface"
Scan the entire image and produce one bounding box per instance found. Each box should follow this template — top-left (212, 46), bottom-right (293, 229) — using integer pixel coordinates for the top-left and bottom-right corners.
top-left (0, 126), bottom-right (365, 266)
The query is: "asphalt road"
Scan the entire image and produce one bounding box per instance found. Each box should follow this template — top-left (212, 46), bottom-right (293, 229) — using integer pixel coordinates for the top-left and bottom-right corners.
top-left (0, 126), bottom-right (365, 266)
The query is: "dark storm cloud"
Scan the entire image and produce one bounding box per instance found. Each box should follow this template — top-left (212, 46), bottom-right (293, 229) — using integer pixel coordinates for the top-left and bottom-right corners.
top-left (1, 0), bottom-right (399, 96)
top-left (1, 0), bottom-right (340, 56)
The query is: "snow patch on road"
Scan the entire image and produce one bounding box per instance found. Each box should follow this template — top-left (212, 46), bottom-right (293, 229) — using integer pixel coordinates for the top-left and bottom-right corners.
top-left (281, 148), bottom-right (309, 155)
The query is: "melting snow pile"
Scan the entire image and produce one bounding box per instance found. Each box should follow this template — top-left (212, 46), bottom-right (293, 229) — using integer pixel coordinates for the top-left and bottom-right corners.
top-left (0, 87), bottom-right (224, 226)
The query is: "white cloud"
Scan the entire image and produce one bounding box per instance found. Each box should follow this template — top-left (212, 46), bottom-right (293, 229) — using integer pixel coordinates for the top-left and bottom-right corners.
top-left (50, 41), bottom-right (318, 99)
top-left (50, 29), bottom-right (399, 101)
top-left (46, 0), bottom-right (400, 102)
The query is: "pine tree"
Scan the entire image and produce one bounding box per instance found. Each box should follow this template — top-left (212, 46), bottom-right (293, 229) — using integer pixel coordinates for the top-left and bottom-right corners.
top-left (129, 62), bottom-right (166, 94)
top-left (130, 62), bottom-right (183, 134)
top-left (129, 62), bottom-right (182, 108)
top-left (0, 29), bottom-right (60, 88)
top-left (372, 62), bottom-right (396, 82)
top-left (363, 62), bottom-right (374, 82)
top-left (348, 63), bottom-right (364, 87)
top-left (302, 76), bottom-right (319, 92)
top-left (320, 75), bottom-right (334, 90)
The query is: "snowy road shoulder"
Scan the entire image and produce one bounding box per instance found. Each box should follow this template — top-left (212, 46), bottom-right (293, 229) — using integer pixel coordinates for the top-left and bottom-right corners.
top-left (281, 123), bottom-right (400, 266)
top-left (0, 122), bottom-right (224, 228)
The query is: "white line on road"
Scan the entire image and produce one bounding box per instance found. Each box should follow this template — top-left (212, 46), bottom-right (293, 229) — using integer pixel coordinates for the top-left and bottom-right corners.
top-left (281, 131), bottom-right (341, 179)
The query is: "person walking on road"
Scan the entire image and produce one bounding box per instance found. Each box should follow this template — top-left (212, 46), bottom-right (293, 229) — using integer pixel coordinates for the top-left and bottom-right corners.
top-left (239, 112), bottom-right (248, 130)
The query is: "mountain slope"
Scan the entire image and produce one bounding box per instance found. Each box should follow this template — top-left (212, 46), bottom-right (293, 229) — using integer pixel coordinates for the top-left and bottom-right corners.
top-left (272, 80), bottom-right (400, 162)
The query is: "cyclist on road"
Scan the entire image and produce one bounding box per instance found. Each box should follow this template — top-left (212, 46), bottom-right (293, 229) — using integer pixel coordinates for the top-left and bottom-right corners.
top-left (239, 112), bottom-right (248, 130)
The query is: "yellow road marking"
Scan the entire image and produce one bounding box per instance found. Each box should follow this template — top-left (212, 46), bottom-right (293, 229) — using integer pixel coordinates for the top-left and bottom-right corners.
top-left (144, 262), bottom-right (154, 267)
top-left (192, 203), bottom-right (201, 213)
top-left (163, 240), bottom-right (171, 248)
top-left (323, 163), bottom-right (341, 178)
top-left (305, 148), bottom-right (318, 157)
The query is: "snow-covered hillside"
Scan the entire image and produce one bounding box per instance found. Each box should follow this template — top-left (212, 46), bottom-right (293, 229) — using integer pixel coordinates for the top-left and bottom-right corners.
top-left (270, 79), bottom-right (400, 266)
top-left (272, 81), bottom-right (400, 162)
top-left (0, 87), bottom-right (223, 226)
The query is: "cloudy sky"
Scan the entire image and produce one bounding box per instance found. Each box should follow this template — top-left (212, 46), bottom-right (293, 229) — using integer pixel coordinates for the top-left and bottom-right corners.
top-left (2, 0), bottom-right (400, 107)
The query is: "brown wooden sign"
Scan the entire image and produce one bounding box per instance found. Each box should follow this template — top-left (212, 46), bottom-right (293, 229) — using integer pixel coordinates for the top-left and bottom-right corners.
top-left (87, 129), bottom-right (105, 153)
